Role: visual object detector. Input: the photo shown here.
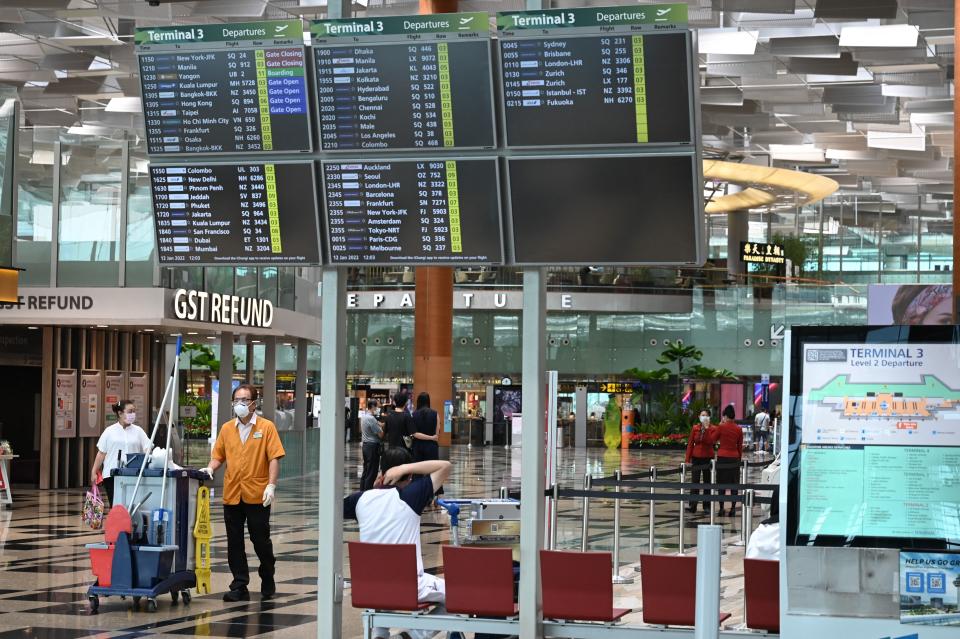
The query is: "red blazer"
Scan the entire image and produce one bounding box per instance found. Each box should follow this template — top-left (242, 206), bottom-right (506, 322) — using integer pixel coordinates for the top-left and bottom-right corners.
top-left (685, 423), bottom-right (717, 462)
top-left (715, 421), bottom-right (743, 459)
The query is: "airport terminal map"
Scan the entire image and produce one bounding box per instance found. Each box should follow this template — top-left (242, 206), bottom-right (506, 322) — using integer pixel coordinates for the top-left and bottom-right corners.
top-left (802, 343), bottom-right (960, 446)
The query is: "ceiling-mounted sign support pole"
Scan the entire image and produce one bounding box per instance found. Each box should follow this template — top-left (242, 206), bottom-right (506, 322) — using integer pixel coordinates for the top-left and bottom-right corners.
top-left (954, 0), bottom-right (959, 322)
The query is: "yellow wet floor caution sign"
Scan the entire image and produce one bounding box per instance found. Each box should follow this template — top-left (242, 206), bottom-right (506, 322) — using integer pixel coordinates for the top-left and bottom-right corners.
top-left (193, 485), bottom-right (212, 595)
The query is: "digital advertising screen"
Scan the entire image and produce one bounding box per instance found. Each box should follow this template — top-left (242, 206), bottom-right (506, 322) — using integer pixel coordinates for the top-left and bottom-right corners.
top-left (311, 13), bottom-right (496, 151)
top-left (151, 161), bottom-right (321, 265)
top-left (789, 328), bottom-right (960, 548)
top-left (322, 158), bottom-right (502, 265)
top-left (136, 20), bottom-right (312, 155)
top-left (497, 7), bottom-right (693, 147)
top-left (507, 154), bottom-right (701, 265)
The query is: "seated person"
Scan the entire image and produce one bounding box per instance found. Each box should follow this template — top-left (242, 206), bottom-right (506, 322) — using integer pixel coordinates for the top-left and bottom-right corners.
top-left (343, 448), bottom-right (463, 639)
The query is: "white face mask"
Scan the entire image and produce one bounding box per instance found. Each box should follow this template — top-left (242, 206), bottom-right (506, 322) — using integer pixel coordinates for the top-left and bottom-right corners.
top-left (700, 415), bottom-right (710, 426)
top-left (124, 412), bottom-right (137, 425)
top-left (233, 401), bottom-right (250, 419)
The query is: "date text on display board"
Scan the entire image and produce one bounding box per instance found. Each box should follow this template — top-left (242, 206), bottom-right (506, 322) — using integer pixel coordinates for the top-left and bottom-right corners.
top-left (151, 162), bottom-right (321, 266)
top-left (311, 13), bottom-right (496, 151)
top-left (136, 20), bottom-right (312, 155)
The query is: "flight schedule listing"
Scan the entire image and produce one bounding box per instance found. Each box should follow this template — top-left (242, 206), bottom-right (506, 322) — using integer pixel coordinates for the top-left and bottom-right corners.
top-left (497, 7), bottom-right (693, 147)
top-left (311, 13), bottom-right (495, 151)
top-left (322, 159), bottom-right (502, 264)
top-left (151, 162), bottom-right (320, 265)
top-left (136, 21), bottom-right (311, 154)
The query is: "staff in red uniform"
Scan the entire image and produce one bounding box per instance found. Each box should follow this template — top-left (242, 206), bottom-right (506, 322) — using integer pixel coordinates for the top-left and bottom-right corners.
top-left (714, 404), bottom-right (744, 517)
top-left (684, 409), bottom-right (717, 514)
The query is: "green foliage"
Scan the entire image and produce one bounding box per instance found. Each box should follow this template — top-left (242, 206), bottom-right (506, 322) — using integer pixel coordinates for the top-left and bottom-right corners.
top-left (622, 367), bottom-right (671, 383)
top-left (181, 342), bottom-right (240, 371)
top-left (602, 395), bottom-right (622, 448)
top-left (655, 343), bottom-right (704, 372)
top-left (683, 365), bottom-right (739, 381)
top-left (180, 394), bottom-right (211, 439)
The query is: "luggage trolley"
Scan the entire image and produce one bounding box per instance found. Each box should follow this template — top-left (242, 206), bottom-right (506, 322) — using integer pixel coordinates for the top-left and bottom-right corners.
top-left (436, 498), bottom-right (520, 547)
top-left (85, 464), bottom-right (207, 612)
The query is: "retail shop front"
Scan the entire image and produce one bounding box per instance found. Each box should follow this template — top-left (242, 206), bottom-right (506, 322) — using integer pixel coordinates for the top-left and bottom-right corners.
top-left (0, 287), bottom-right (320, 489)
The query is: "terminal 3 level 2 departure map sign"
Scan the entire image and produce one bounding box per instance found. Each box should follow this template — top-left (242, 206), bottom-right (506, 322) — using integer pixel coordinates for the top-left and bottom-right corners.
top-left (135, 20), bottom-right (312, 154)
top-left (311, 13), bottom-right (496, 151)
top-left (497, 5), bottom-right (693, 148)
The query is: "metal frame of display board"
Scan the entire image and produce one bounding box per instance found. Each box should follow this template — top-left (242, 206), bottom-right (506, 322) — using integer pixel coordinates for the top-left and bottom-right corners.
top-left (779, 327), bottom-right (960, 639)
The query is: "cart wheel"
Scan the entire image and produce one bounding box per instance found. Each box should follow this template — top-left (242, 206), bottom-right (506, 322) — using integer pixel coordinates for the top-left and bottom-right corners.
top-left (146, 598), bottom-right (157, 613)
top-left (181, 590), bottom-right (192, 605)
top-left (170, 590), bottom-right (179, 604)
top-left (88, 595), bottom-right (99, 612)
top-left (132, 596), bottom-right (141, 608)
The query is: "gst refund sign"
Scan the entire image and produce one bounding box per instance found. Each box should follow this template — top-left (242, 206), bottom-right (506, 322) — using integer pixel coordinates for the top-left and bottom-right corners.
top-left (172, 289), bottom-right (274, 329)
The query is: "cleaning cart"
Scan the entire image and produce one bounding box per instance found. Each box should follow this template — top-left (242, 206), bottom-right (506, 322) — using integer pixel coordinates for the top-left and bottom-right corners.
top-left (85, 465), bottom-right (209, 612)
top-left (436, 498), bottom-right (521, 547)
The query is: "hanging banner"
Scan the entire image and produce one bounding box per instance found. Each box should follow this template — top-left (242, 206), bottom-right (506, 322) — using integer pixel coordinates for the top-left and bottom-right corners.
top-left (104, 371), bottom-right (126, 429)
top-left (79, 370), bottom-right (102, 437)
top-left (128, 372), bottom-right (149, 419)
top-left (54, 369), bottom-right (77, 439)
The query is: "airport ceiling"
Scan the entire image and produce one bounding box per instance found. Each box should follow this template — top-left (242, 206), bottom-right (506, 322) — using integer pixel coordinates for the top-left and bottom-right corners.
top-left (0, 0), bottom-right (954, 222)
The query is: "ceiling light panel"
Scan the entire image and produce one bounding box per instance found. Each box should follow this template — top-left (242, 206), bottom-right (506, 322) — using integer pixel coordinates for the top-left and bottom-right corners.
top-left (867, 125), bottom-right (927, 151)
top-left (768, 35), bottom-right (840, 58)
top-left (839, 25), bottom-right (921, 48)
top-left (700, 87), bottom-right (745, 106)
top-left (699, 29), bottom-right (760, 55)
top-left (815, 0), bottom-right (898, 19)
top-left (711, 0), bottom-right (796, 12)
top-left (786, 53), bottom-right (860, 76)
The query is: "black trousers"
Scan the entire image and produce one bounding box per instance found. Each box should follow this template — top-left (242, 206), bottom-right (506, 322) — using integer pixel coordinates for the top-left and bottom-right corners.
top-left (716, 458), bottom-right (740, 511)
top-left (223, 501), bottom-right (275, 592)
top-left (688, 457), bottom-right (712, 511)
top-left (102, 477), bottom-right (115, 507)
top-left (361, 442), bottom-right (381, 491)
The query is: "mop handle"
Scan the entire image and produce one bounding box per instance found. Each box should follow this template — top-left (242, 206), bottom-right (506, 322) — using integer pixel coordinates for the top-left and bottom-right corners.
top-left (158, 338), bottom-right (183, 512)
top-left (128, 374), bottom-right (172, 511)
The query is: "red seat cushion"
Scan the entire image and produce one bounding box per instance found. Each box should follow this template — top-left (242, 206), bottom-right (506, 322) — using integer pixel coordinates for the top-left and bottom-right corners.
top-left (348, 541), bottom-right (421, 611)
top-left (443, 546), bottom-right (515, 617)
top-left (540, 550), bottom-right (631, 622)
top-left (744, 559), bottom-right (779, 632)
top-left (639, 554), bottom-right (730, 627)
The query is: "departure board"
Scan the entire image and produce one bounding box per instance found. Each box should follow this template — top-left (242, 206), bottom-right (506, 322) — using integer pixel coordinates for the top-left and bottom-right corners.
top-left (311, 13), bottom-right (496, 151)
top-left (508, 155), bottom-right (701, 265)
top-left (135, 21), bottom-right (312, 155)
top-left (322, 159), bottom-right (502, 264)
top-left (151, 162), bottom-right (321, 265)
top-left (497, 7), bottom-right (693, 147)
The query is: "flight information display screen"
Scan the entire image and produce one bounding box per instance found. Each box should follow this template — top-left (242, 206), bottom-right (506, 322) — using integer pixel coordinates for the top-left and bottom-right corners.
top-left (507, 154), bottom-right (700, 265)
top-left (151, 162), bottom-right (321, 265)
top-left (497, 7), bottom-right (693, 147)
top-left (135, 20), bottom-right (312, 154)
top-left (322, 158), bottom-right (502, 264)
top-left (311, 13), bottom-right (496, 151)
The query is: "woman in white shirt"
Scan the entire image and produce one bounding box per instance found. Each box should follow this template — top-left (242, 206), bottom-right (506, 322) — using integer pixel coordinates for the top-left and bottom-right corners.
top-left (90, 400), bottom-right (153, 504)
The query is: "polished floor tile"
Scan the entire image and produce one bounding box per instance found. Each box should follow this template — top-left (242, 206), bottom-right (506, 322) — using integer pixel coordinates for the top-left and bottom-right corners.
top-left (0, 444), bottom-right (774, 637)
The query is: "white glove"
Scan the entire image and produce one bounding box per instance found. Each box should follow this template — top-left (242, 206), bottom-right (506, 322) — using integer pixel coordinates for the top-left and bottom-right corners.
top-left (263, 484), bottom-right (276, 507)
top-left (200, 467), bottom-right (215, 480)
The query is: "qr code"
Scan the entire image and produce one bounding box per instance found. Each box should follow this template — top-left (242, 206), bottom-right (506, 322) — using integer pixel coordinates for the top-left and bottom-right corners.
top-left (909, 575), bottom-right (922, 589)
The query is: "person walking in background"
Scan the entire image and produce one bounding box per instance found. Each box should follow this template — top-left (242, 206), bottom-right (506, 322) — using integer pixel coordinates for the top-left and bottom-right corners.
top-left (385, 391), bottom-right (415, 451)
top-left (411, 392), bottom-right (442, 497)
top-left (754, 406), bottom-right (770, 453)
top-left (360, 399), bottom-right (384, 491)
top-left (90, 400), bottom-right (153, 505)
top-left (202, 384), bottom-right (285, 602)
top-left (715, 404), bottom-right (744, 517)
top-left (684, 408), bottom-right (717, 514)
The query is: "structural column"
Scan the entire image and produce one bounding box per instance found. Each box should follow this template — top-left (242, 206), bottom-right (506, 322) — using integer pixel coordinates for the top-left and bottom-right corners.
top-left (954, 0), bottom-right (959, 322)
top-left (726, 186), bottom-right (748, 281)
top-left (413, 0), bottom-right (458, 448)
top-left (217, 332), bottom-right (234, 433)
top-left (519, 268), bottom-right (546, 639)
top-left (295, 338), bottom-right (308, 430)
top-left (262, 336), bottom-right (277, 421)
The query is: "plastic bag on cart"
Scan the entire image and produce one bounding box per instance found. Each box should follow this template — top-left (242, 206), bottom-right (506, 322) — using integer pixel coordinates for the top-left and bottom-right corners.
top-left (82, 484), bottom-right (105, 530)
top-left (759, 454), bottom-right (780, 518)
top-left (150, 447), bottom-right (182, 471)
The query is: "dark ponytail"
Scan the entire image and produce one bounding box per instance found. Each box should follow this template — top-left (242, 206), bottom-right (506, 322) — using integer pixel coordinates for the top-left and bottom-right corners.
top-left (113, 399), bottom-right (134, 417)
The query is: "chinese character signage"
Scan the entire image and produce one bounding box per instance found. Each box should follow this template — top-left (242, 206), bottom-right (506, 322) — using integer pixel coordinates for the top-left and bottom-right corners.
top-left (741, 241), bottom-right (786, 266)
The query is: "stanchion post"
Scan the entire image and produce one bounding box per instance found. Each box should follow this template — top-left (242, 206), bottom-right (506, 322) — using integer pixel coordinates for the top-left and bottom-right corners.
top-left (744, 489), bottom-right (755, 549)
top-left (499, 486), bottom-right (508, 499)
top-left (550, 482), bottom-right (559, 550)
top-left (611, 469), bottom-right (634, 584)
top-left (740, 462), bottom-right (747, 546)
top-left (580, 473), bottom-right (591, 552)
top-left (694, 525), bottom-right (722, 639)
top-left (678, 462), bottom-right (686, 555)
top-left (709, 458), bottom-right (717, 526)
top-left (647, 465), bottom-right (656, 555)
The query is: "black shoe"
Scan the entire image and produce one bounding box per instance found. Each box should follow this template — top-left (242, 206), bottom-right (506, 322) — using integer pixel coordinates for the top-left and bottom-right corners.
top-left (222, 589), bottom-right (250, 602)
top-left (685, 506), bottom-right (697, 513)
top-left (261, 588), bottom-right (276, 600)
top-left (728, 509), bottom-right (736, 517)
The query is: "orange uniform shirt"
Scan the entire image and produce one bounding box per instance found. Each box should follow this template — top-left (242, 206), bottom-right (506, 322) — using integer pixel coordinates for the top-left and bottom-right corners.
top-left (212, 416), bottom-right (285, 506)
